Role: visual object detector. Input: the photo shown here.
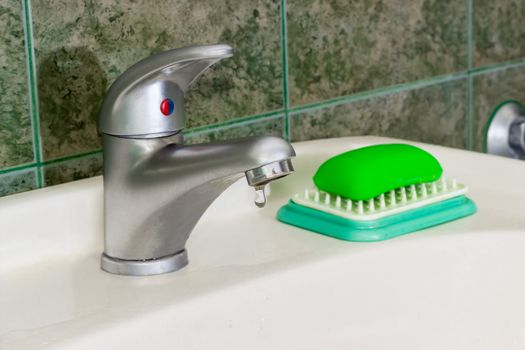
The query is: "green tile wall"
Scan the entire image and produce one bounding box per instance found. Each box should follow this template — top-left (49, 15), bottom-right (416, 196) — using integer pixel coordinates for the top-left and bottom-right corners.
top-left (1, 0), bottom-right (525, 197)
top-left (0, 0), bottom-right (33, 168)
top-left (287, 0), bottom-right (467, 105)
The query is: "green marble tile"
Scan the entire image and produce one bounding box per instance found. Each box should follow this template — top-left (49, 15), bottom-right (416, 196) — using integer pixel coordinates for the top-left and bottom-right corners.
top-left (291, 79), bottom-right (467, 149)
top-left (0, 0), bottom-right (34, 168)
top-left (32, 0), bottom-right (282, 160)
top-left (472, 65), bottom-right (525, 152)
top-left (184, 115), bottom-right (285, 144)
top-left (287, 0), bottom-right (467, 106)
top-left (43, 153), bottom-right (102, 186)
top-left (0, 168), bottom-right (38, 197)
top-left (473, 0), bottom-right (525, 67)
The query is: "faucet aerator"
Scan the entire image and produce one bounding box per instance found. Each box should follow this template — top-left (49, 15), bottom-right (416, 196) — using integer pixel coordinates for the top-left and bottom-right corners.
top-left (245, 159), bottom-right (294, 187)
top-left (246, 159), bottom-right (294, 208)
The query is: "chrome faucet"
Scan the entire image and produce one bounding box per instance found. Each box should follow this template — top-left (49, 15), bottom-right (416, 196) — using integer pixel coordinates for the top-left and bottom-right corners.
top-left (98, 44), bottom-right (295, 276)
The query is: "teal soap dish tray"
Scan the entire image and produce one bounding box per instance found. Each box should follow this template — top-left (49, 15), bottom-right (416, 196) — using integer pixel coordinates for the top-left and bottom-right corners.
top-left (277, 196), bottom-right (477, 242)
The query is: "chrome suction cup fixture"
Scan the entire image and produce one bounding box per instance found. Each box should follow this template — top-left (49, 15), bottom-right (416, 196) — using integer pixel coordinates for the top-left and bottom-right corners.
top-left (486, 101), bottom-right (525, 160)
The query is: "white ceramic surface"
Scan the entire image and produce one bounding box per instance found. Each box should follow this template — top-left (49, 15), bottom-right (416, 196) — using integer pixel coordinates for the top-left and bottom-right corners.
top-left (1, 136), bottom-right (525, 349)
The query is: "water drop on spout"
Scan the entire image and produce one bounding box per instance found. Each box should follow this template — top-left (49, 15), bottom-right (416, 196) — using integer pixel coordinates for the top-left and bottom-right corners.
top-left (254, 185), bottom-right (267, 208)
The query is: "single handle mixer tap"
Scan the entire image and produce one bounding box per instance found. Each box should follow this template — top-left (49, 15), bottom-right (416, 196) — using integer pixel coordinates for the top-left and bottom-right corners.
top-left (98, 44), bottom-right (295, 276)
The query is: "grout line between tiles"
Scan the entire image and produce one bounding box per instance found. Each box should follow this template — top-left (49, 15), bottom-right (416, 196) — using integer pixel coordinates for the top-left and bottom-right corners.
top-left (470, 58), bottom-right (525, 76)
top-left (0, 148), bottom-right (102, 191)
top-left (289, 71), bottom-right (469, 115)
top-left (465, 0), bottom-right (473, 150)
top-left (0, 149), bottom-right (104, 178)
top-left (0, 163), bottom-right (37, 176)
top-left (184, 110), bottom-right (285, 135)
top-left (42, 149), bottom-right (103, 167)
top-left (280, 0), bottom-right (291, 141)
top-left (184, 113), bottom-right (285, 138)
top-left (467, 0), bottom-right (473, 71)
top-left (466, 75), bottom-right (474, 150)
top-left (21, 0), bottom-right (43, 188)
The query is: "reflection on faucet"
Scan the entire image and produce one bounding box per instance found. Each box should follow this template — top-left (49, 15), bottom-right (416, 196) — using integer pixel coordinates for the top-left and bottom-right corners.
top-left (98, 45), bottom-right (295, 276)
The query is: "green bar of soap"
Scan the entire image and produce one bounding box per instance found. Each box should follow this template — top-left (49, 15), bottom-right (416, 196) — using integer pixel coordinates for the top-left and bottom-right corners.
top-left (313, 143), bottom-right (443, 201)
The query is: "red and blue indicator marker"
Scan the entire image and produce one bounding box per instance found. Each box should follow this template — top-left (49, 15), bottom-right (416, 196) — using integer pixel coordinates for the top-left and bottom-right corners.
top-left (160, 98), bottom-right (175, 116)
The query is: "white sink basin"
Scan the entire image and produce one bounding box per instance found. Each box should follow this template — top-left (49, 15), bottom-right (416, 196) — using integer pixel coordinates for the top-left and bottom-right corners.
top-left (1, 136), bottom-right (525, 349)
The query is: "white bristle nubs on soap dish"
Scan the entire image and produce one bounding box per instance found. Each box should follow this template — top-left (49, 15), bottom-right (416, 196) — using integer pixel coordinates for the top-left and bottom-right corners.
top-left (292, 177), bottom-right (468, 221)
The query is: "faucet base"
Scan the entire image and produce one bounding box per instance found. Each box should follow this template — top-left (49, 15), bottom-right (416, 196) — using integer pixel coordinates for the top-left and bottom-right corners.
top-left (100, 250), bottom-right (188, 276)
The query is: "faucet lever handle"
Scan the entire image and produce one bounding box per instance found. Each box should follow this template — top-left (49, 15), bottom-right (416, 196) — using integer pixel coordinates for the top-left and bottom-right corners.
top-left (99, 44), bottom-right (233, 138)
top-left (124, 44), bottom-right (233, 92)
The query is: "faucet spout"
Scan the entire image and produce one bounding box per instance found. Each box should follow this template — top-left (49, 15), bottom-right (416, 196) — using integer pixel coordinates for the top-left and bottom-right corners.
top-left (142, 135), bottom-right (294, 180)
top-left (101, 134), bottom-right (295, 276)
